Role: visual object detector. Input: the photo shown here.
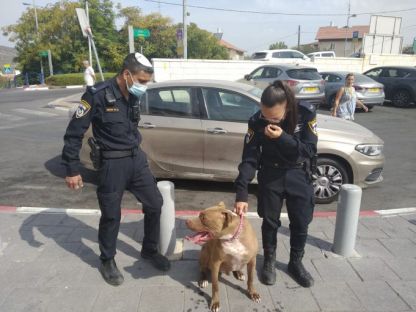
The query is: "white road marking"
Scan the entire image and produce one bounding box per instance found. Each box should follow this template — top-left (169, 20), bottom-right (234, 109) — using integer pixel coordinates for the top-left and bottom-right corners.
top-left (16, 207), bottom-right (101, 215)
top-left (375, 207), bottom-right (416, 215)
top-left (0, 112), bottom-right (26, 122)
top-left (13, 108), bottom-right (58, 117)
top-left (15, 185), bottom-right (48, 190)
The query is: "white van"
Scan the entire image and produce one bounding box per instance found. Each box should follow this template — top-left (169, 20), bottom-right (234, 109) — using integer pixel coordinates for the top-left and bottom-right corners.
top-left (307, 51), bottom-right (336, 58)
top-left (251, 49), bottom-right (310, 63)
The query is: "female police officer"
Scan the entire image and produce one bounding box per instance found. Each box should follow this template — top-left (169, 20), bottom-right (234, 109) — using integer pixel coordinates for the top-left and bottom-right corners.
top-left (234, 80), bottom-right (317, 287)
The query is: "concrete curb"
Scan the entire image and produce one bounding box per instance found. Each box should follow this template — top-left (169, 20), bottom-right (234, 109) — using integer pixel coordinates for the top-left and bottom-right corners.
top-left (23, 85), bottom-right (84, 91)
top-left (1, 205), bottom-right (415, 218)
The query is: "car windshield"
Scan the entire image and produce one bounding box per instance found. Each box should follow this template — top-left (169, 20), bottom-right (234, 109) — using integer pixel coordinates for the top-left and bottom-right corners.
top-left (252, 52), bottom-right (267, 59)
top-left (353, 74), bottom-right (377, 83)
top-left (247, 87), bottom-right (263, 99)
top-left (286, 68), bottom-right (321, 80)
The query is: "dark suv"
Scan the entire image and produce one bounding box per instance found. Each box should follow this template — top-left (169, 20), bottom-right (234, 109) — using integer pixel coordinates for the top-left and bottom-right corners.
top-left (363, 66), bottom-right (416, 107)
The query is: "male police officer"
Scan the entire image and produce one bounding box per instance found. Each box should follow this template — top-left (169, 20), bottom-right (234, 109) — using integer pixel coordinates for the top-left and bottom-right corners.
top-left (62, 53), bottom-right (170, 286)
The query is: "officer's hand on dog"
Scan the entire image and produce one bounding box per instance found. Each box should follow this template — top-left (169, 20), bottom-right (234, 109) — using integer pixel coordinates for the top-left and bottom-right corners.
top-left (65, 175), bottom-right (84, 190)
top-left (234, 201), bottom-right (248, 216)
top-left (264, 124), bottom-right (283, 139)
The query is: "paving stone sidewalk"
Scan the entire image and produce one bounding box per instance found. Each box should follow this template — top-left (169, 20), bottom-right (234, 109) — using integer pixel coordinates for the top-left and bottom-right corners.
top-left (0, 210), bottom-right (416, 312)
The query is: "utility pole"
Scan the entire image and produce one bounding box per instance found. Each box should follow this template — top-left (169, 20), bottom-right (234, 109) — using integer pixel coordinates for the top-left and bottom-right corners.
top-left (297, 25), bottom-right (301, 50)
top-left (183, 0), bottom-right (187, 59)
top-left (344, 0), bottom-right (351, 57)
top-left (86, 1), bottom-right (92, 66)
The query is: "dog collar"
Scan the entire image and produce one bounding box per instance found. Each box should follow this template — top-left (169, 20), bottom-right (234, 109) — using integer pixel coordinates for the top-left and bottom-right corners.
top-left (223, 214), bottom-right (244, 242)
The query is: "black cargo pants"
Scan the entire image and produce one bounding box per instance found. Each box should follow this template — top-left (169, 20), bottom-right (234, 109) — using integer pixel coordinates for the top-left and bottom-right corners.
top-left (257, 167), bottom-right (314, 252)
top-left (96, 148), bottom-right (163, 260)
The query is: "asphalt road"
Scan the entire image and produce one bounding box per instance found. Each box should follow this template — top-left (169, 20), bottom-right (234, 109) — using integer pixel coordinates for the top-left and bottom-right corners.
top-left (0, 88), bottom-right (415, 212)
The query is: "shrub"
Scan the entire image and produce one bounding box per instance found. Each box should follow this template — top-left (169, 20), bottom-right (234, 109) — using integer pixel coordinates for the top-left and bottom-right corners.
top-left (45, 73), bottom-right (117, 86)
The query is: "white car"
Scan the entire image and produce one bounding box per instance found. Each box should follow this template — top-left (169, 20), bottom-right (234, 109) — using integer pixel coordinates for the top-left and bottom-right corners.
top-left (251, 49), bottom-right (310, 63)
top-left (307, 51), bottom-right (336, 58)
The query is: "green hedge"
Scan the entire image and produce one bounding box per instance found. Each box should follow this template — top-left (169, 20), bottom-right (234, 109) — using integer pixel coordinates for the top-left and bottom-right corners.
top-left (45, 73), bottom-right (117, 86)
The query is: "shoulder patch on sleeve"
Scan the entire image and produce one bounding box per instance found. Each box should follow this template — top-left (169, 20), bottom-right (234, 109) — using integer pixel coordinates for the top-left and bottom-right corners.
top-left (308, 118), bottom-right (318, 136)
top-left (299, 100), bottom-right (316, 113)
top-left (245, 128), bottom-right (254, 144)
top-left (75, 100), bottom-right (91, 118)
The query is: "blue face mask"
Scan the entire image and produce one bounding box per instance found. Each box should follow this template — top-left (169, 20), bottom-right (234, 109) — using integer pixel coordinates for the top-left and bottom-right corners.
top-left (126, 71), bottom-right (147, 97)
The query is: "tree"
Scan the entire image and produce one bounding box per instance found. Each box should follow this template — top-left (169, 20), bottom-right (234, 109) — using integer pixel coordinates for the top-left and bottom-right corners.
top-left (269, 41), bottom-right (287, 50)
top-left (186, 23), bottom-right (228, 59)
top-left (2, 1), bottom-right (230, 76)
top-left (117, 6), bottom-right (177, 59)
top-left (2, 0), bottom-right (121, 74)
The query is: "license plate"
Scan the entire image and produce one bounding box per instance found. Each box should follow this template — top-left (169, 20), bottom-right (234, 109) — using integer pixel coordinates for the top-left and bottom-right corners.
top-left (303, 87), bottom-right (318, 93)
top-left (368, 88), bottom-right (379, 93)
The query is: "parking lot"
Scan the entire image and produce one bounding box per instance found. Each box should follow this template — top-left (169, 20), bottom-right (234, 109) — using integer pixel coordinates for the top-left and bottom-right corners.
top-left (0, 89), bottom-right (415, 212)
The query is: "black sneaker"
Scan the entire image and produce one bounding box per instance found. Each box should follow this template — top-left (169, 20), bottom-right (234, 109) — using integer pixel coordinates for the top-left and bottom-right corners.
top-left (141, 250), bottom-right (171, 271)
top-left (99, 258), bottom-right (124, 286)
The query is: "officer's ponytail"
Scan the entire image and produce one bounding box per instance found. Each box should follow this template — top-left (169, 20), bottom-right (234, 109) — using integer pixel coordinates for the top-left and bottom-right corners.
top-left (260, 80), bottom-right (298, 135)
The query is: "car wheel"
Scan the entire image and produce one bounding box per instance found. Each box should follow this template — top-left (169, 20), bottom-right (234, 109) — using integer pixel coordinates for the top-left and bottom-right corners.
top-left (313, 157), bottom-right (349, 204)
top-left (392, 89), bottom-right (411, 108)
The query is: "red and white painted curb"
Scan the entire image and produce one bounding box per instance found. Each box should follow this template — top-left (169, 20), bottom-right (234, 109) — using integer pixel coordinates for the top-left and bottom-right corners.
top-left (0, 205), bottom-right (415, 218)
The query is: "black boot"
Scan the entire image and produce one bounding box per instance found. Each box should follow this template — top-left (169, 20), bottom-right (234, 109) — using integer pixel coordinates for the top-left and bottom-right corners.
top-left (141, 249), bottom-right (171, 271)
top-left (261, 248), bottom-right (276, 285)
top-left (288, 250), bottom-right (314, 287)
top-left (99, 258), bottom-right (124, 286)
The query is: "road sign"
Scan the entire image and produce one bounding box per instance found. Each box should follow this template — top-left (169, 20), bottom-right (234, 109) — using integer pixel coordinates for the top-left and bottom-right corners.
top-left (3, 64), bottom-right (12, 74)
top-left (76, 8), bottom-right (91, 38)
top-left (352, 31), bottom-right (359, 39)
top-left (134, 28), bottom-right (150, 38)
top-left (39, 51), bottom-right (48, 57)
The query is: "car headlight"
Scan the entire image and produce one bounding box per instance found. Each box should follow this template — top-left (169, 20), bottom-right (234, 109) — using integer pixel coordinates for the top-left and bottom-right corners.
top-left (355, 144), bottom-right (383, 156)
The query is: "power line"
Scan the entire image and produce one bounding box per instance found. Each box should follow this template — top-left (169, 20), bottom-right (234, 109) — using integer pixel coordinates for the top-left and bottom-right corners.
top-left (143, 0), bottom-right (416, 17)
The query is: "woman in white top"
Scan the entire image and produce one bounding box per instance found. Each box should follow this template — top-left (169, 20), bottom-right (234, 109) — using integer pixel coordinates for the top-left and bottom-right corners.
top-left (332, 73), bottom-right (368, 120)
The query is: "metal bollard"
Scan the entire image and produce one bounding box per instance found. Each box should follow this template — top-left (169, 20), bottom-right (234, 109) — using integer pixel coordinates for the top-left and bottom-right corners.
top-left (157, 181), bottom-right (177, 256)
top-left (332, 184), bottom-right (362, 257)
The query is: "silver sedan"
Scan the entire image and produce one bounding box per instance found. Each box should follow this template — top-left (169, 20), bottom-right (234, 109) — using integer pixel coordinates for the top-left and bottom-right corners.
top-left (80, 80), bottom-right (384, 204)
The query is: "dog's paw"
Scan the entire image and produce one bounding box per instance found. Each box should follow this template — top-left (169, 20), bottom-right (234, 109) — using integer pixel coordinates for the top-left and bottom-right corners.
top-left (198, 279), bottom-right (208, 288)
top-left (210, 300), bottom-right (220, 312)
top-left (232, 270), bottom-right (245, 281)
top-left (248, 291), bottom-right (261, 303)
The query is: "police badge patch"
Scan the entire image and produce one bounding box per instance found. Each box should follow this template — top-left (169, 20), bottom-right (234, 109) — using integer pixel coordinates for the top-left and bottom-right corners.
top-left (245, 129), bottom-right (254, 144)
top-left (75, 100), bottom-right (91, 118)
top-left (308, 118), bottom-right (317, 136)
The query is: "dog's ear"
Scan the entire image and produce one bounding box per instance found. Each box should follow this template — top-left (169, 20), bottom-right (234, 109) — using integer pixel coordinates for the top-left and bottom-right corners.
top-left (218, 201), bottom-right (226, 209)
top-left (221, 210), bottom-right (233, 229)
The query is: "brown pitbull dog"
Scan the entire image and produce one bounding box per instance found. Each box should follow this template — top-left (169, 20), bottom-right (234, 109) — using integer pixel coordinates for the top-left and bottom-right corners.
top-left (186, 202), bottom-right (261, 312)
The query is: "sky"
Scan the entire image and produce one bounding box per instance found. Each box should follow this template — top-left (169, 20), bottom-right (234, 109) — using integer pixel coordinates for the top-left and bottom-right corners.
top-left (0, 0), bottom-right (415, 54)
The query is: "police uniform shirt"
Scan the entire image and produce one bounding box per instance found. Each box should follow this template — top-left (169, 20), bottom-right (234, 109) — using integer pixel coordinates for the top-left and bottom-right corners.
top-left (235, 101), bottom-right (318, 202)
top-left (62, 77), bottom-right (141, 177)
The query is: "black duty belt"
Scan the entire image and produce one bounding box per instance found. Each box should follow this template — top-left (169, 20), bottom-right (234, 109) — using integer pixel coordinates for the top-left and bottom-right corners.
top-left (101, 148), bottom-right (138, 159)
top-left (261, 160), bottom-right (304, 169)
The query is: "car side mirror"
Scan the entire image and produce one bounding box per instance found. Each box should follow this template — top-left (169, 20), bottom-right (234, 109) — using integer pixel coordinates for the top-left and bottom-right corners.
top-left (244, 74), bottom-right (252, 80)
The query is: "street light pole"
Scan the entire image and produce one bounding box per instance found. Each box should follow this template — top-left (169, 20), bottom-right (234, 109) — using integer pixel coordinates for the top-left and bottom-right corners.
top-left (183, 0), bottom-right (187, 59)
top-left (33, 0), bottom-right (44, 83)
top-left (344, 0), bottom-right (351, 57)
top-left (23, 0), bottom-right (44, 83)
